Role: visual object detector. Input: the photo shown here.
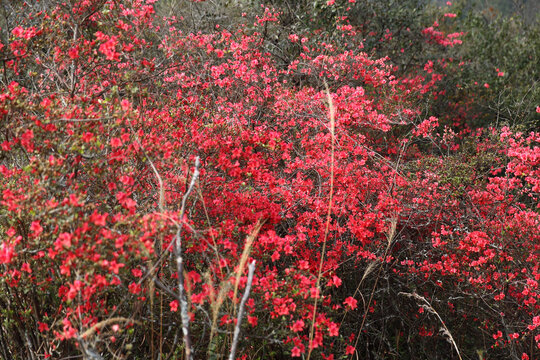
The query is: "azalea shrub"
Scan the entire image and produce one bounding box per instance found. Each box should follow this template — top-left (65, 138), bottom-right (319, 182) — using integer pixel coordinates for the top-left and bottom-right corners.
top-left (0, 0), bottom-right (539, 359)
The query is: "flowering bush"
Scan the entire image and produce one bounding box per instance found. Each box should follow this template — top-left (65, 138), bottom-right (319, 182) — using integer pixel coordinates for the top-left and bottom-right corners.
top-left (0, 0), bottom-right (538, 359)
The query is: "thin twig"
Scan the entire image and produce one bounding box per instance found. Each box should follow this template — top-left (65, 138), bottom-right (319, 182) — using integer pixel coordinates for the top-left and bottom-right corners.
top-left (24, 331), bottom-right (37, 360)
top-left (128, 123), bottom-right (166, 358)
top-left (228, 260), bottom-right (256, 360)
top-left (174, 157), bottom-right (200, 360)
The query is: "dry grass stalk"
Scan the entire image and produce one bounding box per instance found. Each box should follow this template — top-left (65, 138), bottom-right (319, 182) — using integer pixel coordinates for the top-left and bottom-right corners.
top-left (232, 219), bottom-right (265, 306)
top-left (208, 281), bottom-right (231, 346)
top-left (79, 317), bottom-right (141, 339)
top-left (350, 216), bottom-right (398, 357)
top-left (399, 292), bottom-right (463, 360)
top-left (207, 219), bottom-right (264, 353)
top-left (307, 83), bottom-right (336, 360)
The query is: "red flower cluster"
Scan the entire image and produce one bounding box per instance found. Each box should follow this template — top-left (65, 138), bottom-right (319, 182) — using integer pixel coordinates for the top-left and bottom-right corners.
top-left (0, 0), bottom-right (538, 359)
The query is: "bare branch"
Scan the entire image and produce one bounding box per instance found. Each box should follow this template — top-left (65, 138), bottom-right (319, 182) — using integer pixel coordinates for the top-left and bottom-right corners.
top-left (229, 260), bottom-right (256, 360)
top-left (174, 156), bottom-right (200, 360)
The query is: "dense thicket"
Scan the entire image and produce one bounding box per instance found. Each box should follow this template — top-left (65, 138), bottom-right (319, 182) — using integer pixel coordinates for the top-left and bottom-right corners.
top-left (0, 1), bottom-right (539, 359)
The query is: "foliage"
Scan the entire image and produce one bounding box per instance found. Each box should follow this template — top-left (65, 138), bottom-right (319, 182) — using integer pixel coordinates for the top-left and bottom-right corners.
top-left (426, 0), bottom-right (540, 131)
top-left (0, 1), bottom-right (539, 360)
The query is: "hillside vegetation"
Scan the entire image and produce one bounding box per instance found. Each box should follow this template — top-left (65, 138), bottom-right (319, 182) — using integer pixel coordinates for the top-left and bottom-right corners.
top-left (0, 0), bottom-right (539, 359)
